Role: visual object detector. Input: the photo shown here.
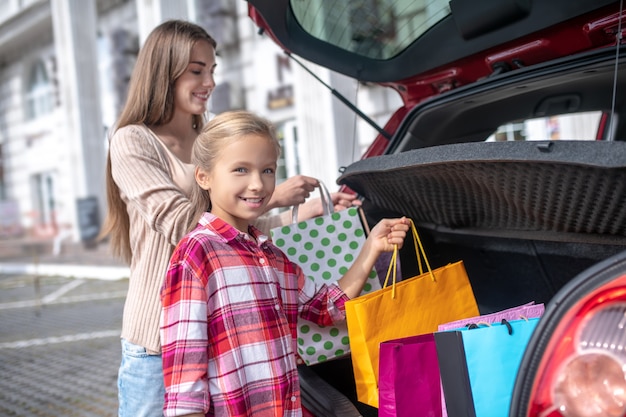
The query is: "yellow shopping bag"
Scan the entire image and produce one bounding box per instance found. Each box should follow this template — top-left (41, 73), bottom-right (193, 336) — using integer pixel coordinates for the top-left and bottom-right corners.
top-left (345, 220), bottom-right (479, 408)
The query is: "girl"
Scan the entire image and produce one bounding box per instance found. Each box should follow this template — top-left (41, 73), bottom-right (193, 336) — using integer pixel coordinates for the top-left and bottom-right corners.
top-left (160, 110), bottom-right (410, 417)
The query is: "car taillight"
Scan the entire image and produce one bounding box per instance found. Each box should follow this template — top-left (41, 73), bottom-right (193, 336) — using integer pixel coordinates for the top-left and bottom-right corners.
top-left (526, 274), bottom-right (626, 417)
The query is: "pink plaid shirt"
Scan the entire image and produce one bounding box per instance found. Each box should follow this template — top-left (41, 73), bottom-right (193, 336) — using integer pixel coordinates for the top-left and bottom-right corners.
top-left (160, 212), bottom-right (349, 417)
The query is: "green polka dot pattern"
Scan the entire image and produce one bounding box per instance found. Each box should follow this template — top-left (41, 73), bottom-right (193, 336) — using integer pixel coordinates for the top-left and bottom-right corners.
top-left (270, 206), bottom-right (382, 365)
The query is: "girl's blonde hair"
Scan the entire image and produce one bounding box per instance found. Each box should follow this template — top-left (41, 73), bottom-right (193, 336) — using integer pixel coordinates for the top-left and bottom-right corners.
top-left (188, 110), bottom-right (281, 228)
top-left (100, 20), bottom-right (217, 263)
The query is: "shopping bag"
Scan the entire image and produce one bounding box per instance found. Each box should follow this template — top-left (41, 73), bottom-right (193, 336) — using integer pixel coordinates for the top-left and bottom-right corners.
top-left (437, 303), bottom-right (545, 417)
top-left (378, 333), bottom-right (442, 417)
top-left (346, 220), bottom-right (479, 408)
top-left (270, 183), bottom-right (383, 365)
top-left (435, 318), bottom-right (539, 417)
top-left (437, 301), bottom-right (544, 332)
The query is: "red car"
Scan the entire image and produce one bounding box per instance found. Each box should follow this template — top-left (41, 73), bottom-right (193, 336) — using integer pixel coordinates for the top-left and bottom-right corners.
top-left (248, 1), bottom-right (626, 416)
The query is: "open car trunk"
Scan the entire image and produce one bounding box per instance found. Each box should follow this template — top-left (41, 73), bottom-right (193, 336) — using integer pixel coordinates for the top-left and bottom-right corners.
top-left (293, 40), bottom-right (626, 417)
top-left (338, 139), bottom-right (626, 313)
top-left (246, 1), bottom-right (626, 413)
top-left (332, 41), bottom-right (626, 296)
top-left (298, 141), bottom-right (626, 417)
top-left (313, 140), bottom-right (626, 416)
top-left (336, 46), bottom-right (626, 312)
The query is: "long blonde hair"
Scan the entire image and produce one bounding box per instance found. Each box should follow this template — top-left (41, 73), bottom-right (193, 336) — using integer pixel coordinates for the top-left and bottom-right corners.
top-left (188, 110), bottom-right (281, 229)
top-left (100, 20), bottom-right (217, 263)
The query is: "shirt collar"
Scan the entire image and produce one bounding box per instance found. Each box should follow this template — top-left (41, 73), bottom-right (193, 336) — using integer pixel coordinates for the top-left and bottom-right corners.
top-left (198, 212), bottom-right (269, 245)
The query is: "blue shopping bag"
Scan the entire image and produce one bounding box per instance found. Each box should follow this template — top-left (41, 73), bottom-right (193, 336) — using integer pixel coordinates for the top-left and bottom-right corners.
top-left (434, 318), bottom-right (539, 417)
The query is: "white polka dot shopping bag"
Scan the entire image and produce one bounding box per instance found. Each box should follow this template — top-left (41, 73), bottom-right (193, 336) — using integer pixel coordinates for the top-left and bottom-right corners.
top-left (270, 185), bottom-right (382, 366)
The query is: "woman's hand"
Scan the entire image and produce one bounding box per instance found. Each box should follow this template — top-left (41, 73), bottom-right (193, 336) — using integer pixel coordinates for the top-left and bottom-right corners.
top-left (266, 175), bottom-right (318, 210)
top-left (296, 191), bottom-right (361, 221)
top-left (267, 175), bottom-right (362, 219)
top-left (331, 191), bottom-right (362, 212)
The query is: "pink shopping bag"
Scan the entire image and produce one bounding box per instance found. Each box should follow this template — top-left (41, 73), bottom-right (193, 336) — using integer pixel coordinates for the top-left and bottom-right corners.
top-left (437, 302), bottom-right (544, 332)
top-left (378, 333), bottom-right (442, 417)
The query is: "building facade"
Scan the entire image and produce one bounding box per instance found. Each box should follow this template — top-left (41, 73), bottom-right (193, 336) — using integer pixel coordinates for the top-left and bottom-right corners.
top-left (0, 0), bottom-right (402, 245)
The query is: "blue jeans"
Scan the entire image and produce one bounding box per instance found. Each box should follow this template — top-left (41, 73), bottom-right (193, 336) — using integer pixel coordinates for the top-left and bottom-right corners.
top-left (118, 338), bottom-right (165, 417)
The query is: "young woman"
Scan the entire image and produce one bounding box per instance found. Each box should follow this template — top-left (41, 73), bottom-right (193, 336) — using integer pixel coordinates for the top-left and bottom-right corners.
top-left (160, 110), bottom-right (409, 417)
top-left (101, 20), bottom-right (358, 417)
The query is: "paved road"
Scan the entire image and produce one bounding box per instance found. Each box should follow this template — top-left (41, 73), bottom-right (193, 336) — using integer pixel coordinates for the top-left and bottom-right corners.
top-left (0, 273), bottom-right (127, 417)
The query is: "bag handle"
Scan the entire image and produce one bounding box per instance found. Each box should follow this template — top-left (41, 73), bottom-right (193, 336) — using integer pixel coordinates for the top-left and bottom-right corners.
top-left (382, 219), bottom-right (436, 299)
top-left (291, 180), bottom-right (334, 223)
top-left (467, 319), bottom-right (514, 335)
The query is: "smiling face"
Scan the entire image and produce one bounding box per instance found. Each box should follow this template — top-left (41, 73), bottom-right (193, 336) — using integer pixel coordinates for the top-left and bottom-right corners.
top-left (196, 133), bottom-right (278, 232)
top-left (173, 39), bottom-right (216, 117)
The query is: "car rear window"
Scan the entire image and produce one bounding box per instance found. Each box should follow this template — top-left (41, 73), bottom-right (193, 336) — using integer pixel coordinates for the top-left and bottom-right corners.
top-left (290, 0), bottom-right (450, 60)
top-left (486, 112), bottom-right (603, 142)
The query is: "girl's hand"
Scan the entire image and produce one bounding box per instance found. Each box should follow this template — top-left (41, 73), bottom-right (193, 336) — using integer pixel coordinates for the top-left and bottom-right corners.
top-left (337, 217), bottom-right (410, 298)
top-left (369, 217), bottom-right (411, 253)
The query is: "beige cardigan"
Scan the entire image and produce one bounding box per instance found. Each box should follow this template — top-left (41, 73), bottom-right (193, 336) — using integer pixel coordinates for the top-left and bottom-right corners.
top-left (109, 124), bottom-right (291, 353)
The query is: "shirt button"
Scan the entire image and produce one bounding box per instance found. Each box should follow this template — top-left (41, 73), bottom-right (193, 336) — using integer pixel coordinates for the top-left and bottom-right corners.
top-left (291, 396), bottom-right (297, 402)
top-left (259, 258), bottom-right (266, 264)
top-left (275, 304), bottom-right (280, 311)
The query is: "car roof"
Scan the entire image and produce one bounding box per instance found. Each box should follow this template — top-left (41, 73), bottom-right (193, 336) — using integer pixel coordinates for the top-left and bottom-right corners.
top-left (248, 0), bottom-right (619, 101)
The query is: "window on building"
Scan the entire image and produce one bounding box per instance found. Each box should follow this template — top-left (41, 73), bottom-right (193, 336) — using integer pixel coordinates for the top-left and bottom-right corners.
top-left (25, 60), bottom-right (55, 120)
top-left (276, 120), bottom-right (301, 183)
top-left (0, 144), bottom-right (5, 200)
top-left (30, 172), bottom-right (55, 226)
top-left (276, 127), bottom-right (288, 184)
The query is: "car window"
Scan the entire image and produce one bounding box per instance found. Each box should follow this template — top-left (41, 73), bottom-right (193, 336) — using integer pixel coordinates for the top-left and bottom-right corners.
top-left (486, 111), bottom-right (603, 142)
top-left (290, 0), bottom-right (450, 60)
